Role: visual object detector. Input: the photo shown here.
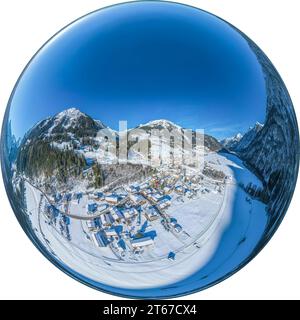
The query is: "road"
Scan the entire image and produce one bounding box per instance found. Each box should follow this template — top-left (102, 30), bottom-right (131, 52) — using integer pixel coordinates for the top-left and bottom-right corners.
top-left (22, 176), bottom-right (128, 221)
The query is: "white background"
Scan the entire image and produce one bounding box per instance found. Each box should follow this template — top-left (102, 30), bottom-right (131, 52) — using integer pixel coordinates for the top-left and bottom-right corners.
top-left (0, 0), bottom-right (299, 300)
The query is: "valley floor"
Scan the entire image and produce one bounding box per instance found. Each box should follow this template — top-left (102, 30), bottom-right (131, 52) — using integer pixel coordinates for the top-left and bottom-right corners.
top-left (24, 152), bottom-right (268, 289)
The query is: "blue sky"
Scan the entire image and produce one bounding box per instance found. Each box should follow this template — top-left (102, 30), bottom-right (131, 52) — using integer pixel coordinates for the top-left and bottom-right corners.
top-left (8, 1), bottom-right (266, 140)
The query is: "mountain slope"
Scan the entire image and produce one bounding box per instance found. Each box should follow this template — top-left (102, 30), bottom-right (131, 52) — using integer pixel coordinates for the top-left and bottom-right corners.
top-left (25, 108), bottom-right (105, 142)
top-left (136, 119), bottom-right (222, 152)
top-left (220, 133), bottom-right (243, 150)
top-left (234, 122), bottom-right (263, 153)
top-left (16, 108), bottom-right (105, 189)
top-left (238, 39), bottom-right (299, 239)
top-left (16, 111), bottom-right (224, 191)
top-left (221, 122), bottom-right (264, 153)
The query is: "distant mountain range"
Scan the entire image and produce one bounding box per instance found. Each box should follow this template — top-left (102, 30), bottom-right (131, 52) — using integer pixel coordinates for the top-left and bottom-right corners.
top-left (22, 108), bottom-right (222, 151)
top-left (15, 108), bottom-right (223, 191)
top-left (220, 122), bottom-right (264, 153)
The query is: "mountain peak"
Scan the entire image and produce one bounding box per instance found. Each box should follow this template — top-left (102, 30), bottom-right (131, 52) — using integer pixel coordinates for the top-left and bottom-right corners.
top-left (248, 121), bottom-right (264, 132)
top-left (234, 133), bottom-right (243, 140)
top-left (56, 107), bottom-right (85, 119)
top-left (254, 121), bottom-right (264, 130)
top-left (220, 132), bottom-right (243, 149)
top-left (140, 119), bottom-right (182, 130)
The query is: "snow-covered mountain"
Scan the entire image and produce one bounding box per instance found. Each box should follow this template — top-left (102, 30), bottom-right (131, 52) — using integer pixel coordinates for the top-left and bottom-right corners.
top-left (16, 108), bottom-right (109, 191)
top-left (5, 120), bottom-right (20, 166)
top-left (234, 122), bottom-right (263, 153)
top-left (137, 119), bottom-right (183, 131)
top-left (136, 119), bottom-right (222, 152)
top-left (25, 107), bottom-right (106, 142)
top-left (16, 110), bottom-right (223, 191)
top-left (221, 122), bottom-right (264, 153)
top-left (220, 133), bottom-right (243, 150)
top-left (237, 40), bottom-right (299, 231)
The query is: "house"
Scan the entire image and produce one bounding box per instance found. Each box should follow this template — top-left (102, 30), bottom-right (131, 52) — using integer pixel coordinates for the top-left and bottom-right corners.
top-left (170, 217), bottom-right (177, 224)
top-left (110, 207), bottom-right (124, 222)
top-left (53, 193), bottom-right (62, 203)
top-left (88, 203), bottom-right (98, 213)
top-left (117, 239), bottom-right (126, 252)
top-left (61, 214), bottom-right (70, 225)
top-left (100, 213), bottom-right (112, 226)
top-left (168, 251), bottom-right (176, 260)
top-left (105, 194), bottom-right (119, 205)
top-left (64, 193), bottom-right (72, 202)
top-left (76, 193), bottom-right (83, 201)
top-left (106, 213), bottom-right (115, 225)
top-left (86, 219), bottom-right (97, 231)
top-left (47, 205), bottom-right (60, 220)
top-left (147, 192), bottom-right (163, 203)
top-left (173, 223), bottom-right (182, 233)
top-left (175, 185), bottom-right (184, 194)
top-left (128, 185), bottom-right (140, 194)
top-left (157, 195), bottom-right (171, 210)
top-left (91, 232), bottom-right (108, 247)
top-left (129, 193), bottom-right (147, 205)
top-left (139, 182), bottom-right (149, 190)
top-left (145, 206), bottom-right (160, 221)
top-left (201, 188), bottom-right (210, 194)
top-left (85, 157), bottom-right (95, 166)
top-left (163, 186), bottom-right (172, 194)
top-left (95, 192), bottom-right (104, 200)
top-left (104, 228), bottom-right (118, 238)
top-left (185, 189), bottom-right (193, 198)
top-left (140, 188), bottom-right (153, 197)
top-left (131, 236), bottom-right (154, 249)
top-left (122, 207), bottom-right (138, 220)
top-left (94, 218), bottom-right (102, 228)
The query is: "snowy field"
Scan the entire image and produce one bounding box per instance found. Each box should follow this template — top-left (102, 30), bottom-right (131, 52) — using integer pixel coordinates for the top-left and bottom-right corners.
top-left (24, 152), bottom-right (268, 289)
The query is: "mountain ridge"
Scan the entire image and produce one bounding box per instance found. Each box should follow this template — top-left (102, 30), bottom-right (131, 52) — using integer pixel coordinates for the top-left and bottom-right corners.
top-left (15, 108), bottom-right (223, 191)
top-left (220, 122), bottom-right (264, 153)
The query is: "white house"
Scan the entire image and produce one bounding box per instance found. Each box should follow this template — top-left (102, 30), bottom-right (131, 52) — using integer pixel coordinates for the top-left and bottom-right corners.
top-left (131, 236), bottom-right (154, 248)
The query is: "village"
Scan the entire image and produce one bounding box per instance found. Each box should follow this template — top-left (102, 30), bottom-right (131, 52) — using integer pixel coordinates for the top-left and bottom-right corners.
top-left (42, 162), bottom-right (227, 263)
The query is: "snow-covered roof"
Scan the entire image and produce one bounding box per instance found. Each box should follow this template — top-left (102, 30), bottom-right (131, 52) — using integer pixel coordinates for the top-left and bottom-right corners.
top-left (131, 236), bottom-right (154, 247)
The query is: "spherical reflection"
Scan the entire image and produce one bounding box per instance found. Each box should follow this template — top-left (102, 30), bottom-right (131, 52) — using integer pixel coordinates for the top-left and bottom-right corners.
top-left (1, 1), bottom-right (299, 298)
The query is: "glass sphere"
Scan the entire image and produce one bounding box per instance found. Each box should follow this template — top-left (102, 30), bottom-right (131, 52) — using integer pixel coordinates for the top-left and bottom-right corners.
top-left (1, 1), bottom-right (299, 298)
